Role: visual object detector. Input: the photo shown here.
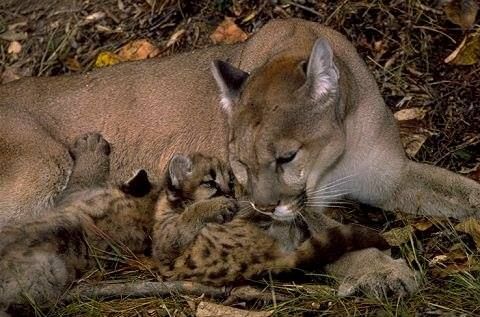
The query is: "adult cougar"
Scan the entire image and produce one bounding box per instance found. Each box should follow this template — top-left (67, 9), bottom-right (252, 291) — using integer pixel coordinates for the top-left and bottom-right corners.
top-left (0, 19), bottom-right (478, 296)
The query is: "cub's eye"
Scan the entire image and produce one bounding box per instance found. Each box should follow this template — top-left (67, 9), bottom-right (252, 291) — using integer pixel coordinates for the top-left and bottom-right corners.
top-left (276, 151), bottom-right (297, 165)
top-left (201, 180), bottom-right (217, 189)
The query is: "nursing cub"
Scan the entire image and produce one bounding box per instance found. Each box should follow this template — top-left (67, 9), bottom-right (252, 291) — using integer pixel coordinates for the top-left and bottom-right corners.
top-left (153, 153), bottom-right (390, 286)
top-left (0, 133), bottom-right (159, 315)
top-left (0, 135), bottom-right (388, 315)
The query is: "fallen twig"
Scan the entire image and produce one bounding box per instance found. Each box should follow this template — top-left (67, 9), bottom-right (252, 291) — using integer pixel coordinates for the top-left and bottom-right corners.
top-left (64, 280), bottom-right (227, 302)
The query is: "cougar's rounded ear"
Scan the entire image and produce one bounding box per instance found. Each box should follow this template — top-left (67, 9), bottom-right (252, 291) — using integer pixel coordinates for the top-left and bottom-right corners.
top-left (120, 169), bottom-right (152, 197)
top-left (211, 60), bottom-right (249, 115)
top-left (305, 38), bottom-right (339, 101)
top-left (168, 154), bottom-right (193, 189)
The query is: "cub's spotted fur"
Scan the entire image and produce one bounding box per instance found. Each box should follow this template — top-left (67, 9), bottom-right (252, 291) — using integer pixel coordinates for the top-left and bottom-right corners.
top-left (0, 142), bottom-right (388, 315)
top-left (152, 153), bottom-right (389, 286)
top-left (0, 133), bottom-right (158, 316)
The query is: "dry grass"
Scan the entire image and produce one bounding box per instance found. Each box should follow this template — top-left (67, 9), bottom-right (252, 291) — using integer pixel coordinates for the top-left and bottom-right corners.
top-left (1, 0), bottom-right (479, 316)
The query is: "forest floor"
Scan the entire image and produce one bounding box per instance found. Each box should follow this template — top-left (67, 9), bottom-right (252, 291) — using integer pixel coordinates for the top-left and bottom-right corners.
top-left (1, 0), bottom-right (480, 316)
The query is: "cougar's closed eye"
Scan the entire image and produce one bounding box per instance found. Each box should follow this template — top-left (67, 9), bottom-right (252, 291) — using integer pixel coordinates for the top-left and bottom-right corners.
top-left (276, 150), bottom-right (298, 165)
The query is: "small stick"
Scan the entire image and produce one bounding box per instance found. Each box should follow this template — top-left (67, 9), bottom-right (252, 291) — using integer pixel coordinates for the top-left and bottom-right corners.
top-left (64, 281), bottom-right (227, 302)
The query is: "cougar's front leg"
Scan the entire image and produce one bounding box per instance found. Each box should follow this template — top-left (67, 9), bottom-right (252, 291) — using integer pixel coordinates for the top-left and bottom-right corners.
top-left (381, 160), bottom-right (480, 219)
top-left (305, 212), bottom-right (418, 297)
top-left (0, 112), bottom-right (74, 227)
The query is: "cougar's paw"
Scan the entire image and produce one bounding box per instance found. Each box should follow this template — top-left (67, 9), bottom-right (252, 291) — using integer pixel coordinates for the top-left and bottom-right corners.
top-left (327, 248), bottom-right (418, 299)
top-left (204, 197), bottom-right (239, 224)
top-left (70, 132), bottom-right (110, 160)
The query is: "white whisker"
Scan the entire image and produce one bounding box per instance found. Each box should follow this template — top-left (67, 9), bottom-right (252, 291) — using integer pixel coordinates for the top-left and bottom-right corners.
top-left (306, 174), bottom-right (357, 195)
top-left (248, 201), bottom-right (273, 217)
top-left (307, 191), bottom-right (352, 200)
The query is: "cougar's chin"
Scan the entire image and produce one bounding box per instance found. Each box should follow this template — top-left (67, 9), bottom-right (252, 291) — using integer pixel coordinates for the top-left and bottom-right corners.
top-left (272, 204), bottom-right (297, 222)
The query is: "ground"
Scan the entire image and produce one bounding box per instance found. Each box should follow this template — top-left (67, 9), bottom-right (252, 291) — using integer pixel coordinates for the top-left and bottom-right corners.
top-left (0, 0), bottom-right (480, 316)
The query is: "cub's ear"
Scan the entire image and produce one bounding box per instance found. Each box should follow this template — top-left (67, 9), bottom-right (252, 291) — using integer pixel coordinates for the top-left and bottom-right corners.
top-left (168, 154), bottom-right (192, 189)
top-left (120, 169), bottom-right (152, 197)
top-left (211, 60), bottom-right (249, 115)
top-left (305, 38), bottom-right (339, 100)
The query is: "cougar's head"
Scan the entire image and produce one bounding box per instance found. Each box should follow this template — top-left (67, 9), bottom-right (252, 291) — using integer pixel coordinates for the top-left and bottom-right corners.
top-left (212, 39), bottom-right (346, 222)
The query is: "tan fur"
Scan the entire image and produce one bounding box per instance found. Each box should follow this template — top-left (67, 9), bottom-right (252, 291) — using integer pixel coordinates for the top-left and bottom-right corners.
top-left (0, 18), bottom-right (477, 296)
top-left (152, 153), bottom-right (389, 286)
top-left (0, 148), bottom-right (388, 315)
top-left (0, 134), bottom-right (158, 315)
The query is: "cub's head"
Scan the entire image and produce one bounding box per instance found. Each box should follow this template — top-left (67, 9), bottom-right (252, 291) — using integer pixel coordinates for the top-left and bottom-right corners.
top-left (212, 38), bottom-right (346, 221)
top-left (164, 153), bottom-right (235, 204)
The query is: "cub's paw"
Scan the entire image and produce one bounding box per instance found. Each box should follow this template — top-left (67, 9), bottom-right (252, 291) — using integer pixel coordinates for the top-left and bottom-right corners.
top-left (68, 132), bottom-right (111, 187)
top-left (327, 248), bottom-right (418, 298)
top-left (202, 197), bottom-right (239, 224)
top-left (70, 132), bottom-right (110, 160)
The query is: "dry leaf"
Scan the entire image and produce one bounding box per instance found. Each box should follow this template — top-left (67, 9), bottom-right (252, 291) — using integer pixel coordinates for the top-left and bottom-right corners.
top-left (0, 29), bottom-right (28, 41)
top-left (394, 108), bottom-right (428, 121)
top-left (7, 41), bottom-right (22, 54)
top-left (118, 39), bottom-right (160, 61)
top-left (445, 30), bottom-right (480, 65)
top-left (400, 131), bottom-right (430, 157)
top-left (196, 301), bottom-right (273, 317)
top-left (455, 217), bottom-right (480, 250)
top-left (85, 11), bottom-right (106, 22)
top-left (382, 225), bottom-right (414, 246)
top-left (166, 29), bottom-right (186, 48)
top-left (441, 0), bottom-right (478, 30)
top-left (430, 245), bottom-right (479, 277)
top-left (412, 218), bottom-right (434, 231)
top-left (210, 17), bottom-right (248, 45)
top-left (95, 51), bottom-right (123, 68)
top-left (64, 57), bottom-right (81, 72)
top-left (0, 67), bottom-right (21, 84)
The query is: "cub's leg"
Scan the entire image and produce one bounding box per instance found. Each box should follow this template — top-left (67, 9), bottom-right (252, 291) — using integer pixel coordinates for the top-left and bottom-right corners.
top-left (0, 251), bottom-right (71, 316)
top-left (55, 133), bottom-right (111, 203)
top-left (381, 160), bottom-right (480, 219)
top-left (0, 111), bottom-right (73, 227)
top-left (152, 197), bottom-right (238, 264)
top-left (306, 213), bottom-right (418, 298)
top-left (294, 224), bottom-right (390, 268)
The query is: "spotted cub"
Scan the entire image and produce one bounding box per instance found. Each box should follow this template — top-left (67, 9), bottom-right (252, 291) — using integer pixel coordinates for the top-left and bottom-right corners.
top-left (152, 153), bottom-right (390, 286)
top-left (0, 133), bottom-right (158, 316)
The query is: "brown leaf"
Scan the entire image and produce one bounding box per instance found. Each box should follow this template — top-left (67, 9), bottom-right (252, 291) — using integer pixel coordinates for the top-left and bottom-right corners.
top-left (382, 225), bottom-right (414, 246)
top-left (196, 301), bottom-right (273, 317)
top-left (400, 130), bottom-right (430, 158)
top-left (430, 245), bottom-right (479, 277)
top-left (455, 217), bottom-right (480, 250)
top-left (441, 0), bottom-right (478, 30)
top-left (412, 218), bottom-right (434, 231)
top-left (394, 108), bottom-right (428, 121)
top-left (445, 30), bottom-right (480, 65)
top-left (0, 67), bottom-right (21, 84)
top-left (210, 17), bottom-right (248, 45)
top-left (118, 39), bottom-right (160, 61)
top-left (64, 57), bottom-right (82, 72)
top-left (7, 41), bottom-right (22, 55)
